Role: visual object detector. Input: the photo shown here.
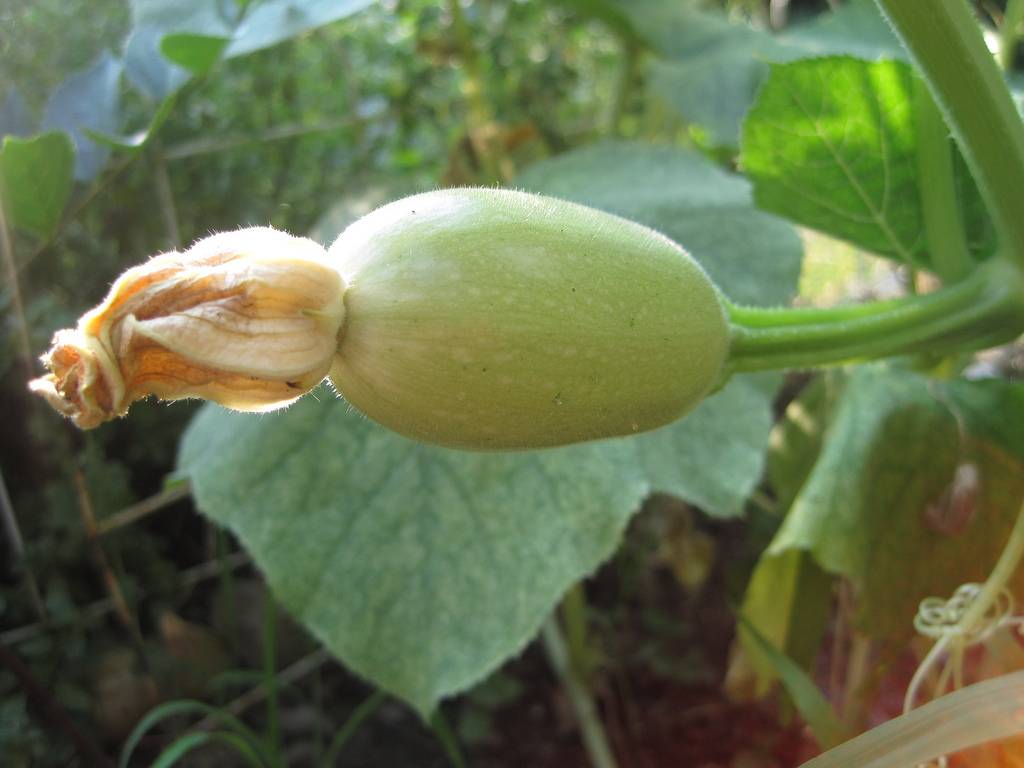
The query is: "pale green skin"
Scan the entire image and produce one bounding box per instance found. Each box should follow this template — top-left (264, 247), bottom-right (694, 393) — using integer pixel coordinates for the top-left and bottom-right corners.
top-left (327, 188), bottom-right (729, 450)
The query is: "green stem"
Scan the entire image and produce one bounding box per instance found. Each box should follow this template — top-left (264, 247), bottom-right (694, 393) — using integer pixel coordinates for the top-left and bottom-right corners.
top-left (724, 259), bottom-right (1024, 374)
top-left (561, 582), bottom-right (593, 681)
top-left (913, 74), bottom-right (972, 283)
top-left (958, 498), bottom-right (1024, 635)
top-left (874, 0), bottom-right (1024, 270)
top-left (429, 708), bottom-right (468, 768)
top-left (323, 691), bottom-right (386, 767)
top-left (541, 616), bottom-right (619, 768)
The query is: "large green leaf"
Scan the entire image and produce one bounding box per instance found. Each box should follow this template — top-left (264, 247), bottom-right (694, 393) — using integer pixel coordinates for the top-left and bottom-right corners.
top-left (179, 397), bottom-right (647, 714)
top-left (768, 365), bottom-right (1024, 637)
top-left (179, 374), bottom-right (766, 713)
top-left (0, 132), bottom-right (75, 238)
top-left (179, 142), bottom-right (802, 712)
top-left (742, 56), bottom-right (995, 267)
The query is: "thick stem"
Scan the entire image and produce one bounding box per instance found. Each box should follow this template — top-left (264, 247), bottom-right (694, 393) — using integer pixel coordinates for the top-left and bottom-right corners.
top-left (724, 259), bottom-right (1024, 374)
top-left (875, 0), bottom-right (1024, 270)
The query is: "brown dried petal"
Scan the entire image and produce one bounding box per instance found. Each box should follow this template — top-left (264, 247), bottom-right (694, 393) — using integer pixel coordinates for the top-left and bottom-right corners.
top-left (30, 227), bottom-right (346, 428)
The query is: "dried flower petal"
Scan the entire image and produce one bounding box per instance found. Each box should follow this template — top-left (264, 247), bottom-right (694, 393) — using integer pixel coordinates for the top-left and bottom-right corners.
top-left (30, 227), bottom-right (346, 428)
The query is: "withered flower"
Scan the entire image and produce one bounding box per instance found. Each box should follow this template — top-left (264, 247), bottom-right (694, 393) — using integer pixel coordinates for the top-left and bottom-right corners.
top-left (30, 227), bottom-right (346, 428)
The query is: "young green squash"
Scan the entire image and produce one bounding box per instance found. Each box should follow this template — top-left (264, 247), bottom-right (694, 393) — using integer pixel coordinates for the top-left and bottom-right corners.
top-left (328, 188), bottom-right (730, 450)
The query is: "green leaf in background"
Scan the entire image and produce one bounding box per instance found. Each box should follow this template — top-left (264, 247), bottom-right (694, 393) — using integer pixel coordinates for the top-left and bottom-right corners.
top-left (742, 56), bottom-right (995, 267)
top-left (603, 0), bottom-right (903, 147)
top-left (0, 132), bottom-right (75, 238)
top-left (604, 0), bottom-right (793, 147)
top-left (744, 57), bottom-right (918, 263)
top-left (161, 34), bottom-right (231, 75)
top-left (125, 26), bottom-right (193, 102)
top-left (178, 141), bottom-right (804, 712)
top-left (131, 0), bottom-right (376, 73)
top-left (130, 0), bottom-right (236, 39)
top-left (223, 0), bottom-right (378, 59)
top-left (779, 0), bottom-right (906, 61)
top-left (41, 52), bottom-right (124, 182)
top-left (767, 365), bottom-right (1024, 637)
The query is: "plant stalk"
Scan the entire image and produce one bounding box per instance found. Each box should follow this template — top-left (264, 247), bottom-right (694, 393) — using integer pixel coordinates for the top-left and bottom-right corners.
top-left (724, 259), bottom-right (1024, 374)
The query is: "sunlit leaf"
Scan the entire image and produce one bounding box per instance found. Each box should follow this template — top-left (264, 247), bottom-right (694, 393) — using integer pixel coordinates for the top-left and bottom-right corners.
top-left (742, 57), bottom-right (995, 267)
